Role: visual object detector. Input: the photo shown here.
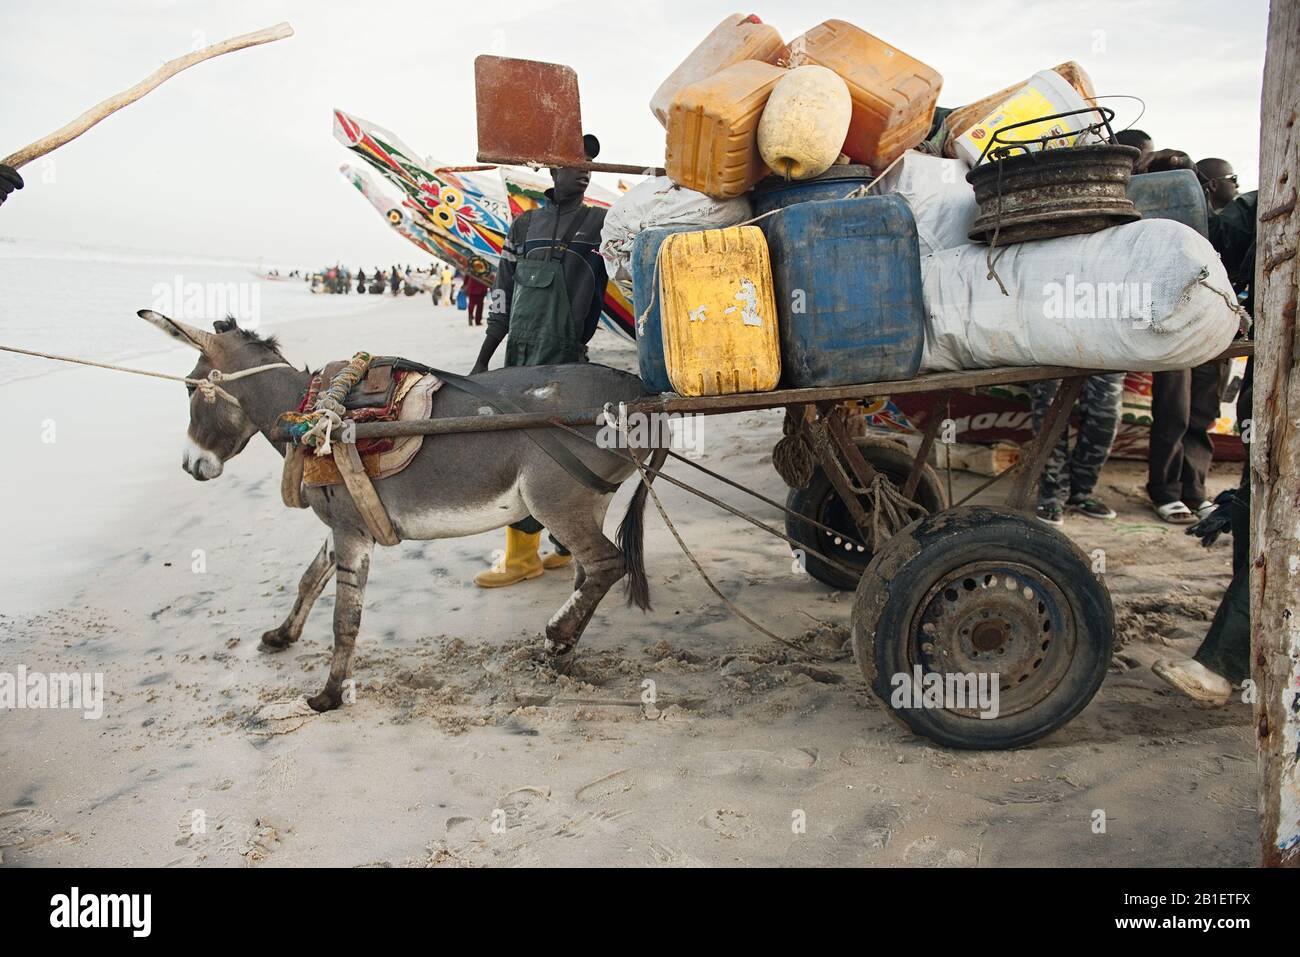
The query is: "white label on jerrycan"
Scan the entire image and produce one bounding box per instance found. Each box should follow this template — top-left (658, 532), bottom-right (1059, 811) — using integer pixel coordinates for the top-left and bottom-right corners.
top-left (728, 279), bottom-right (763, 326)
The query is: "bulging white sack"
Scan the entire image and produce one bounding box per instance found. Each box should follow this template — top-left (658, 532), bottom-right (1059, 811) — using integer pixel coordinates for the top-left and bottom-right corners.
top-left (599, 176), bottom-right (752, 295)
top-left (919, 218), bottom-right (1242, 373)
top-left (876, 152), bottom-right (978, 256)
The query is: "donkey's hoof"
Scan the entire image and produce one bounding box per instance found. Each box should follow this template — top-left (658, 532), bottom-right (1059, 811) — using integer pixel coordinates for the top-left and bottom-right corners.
top-left (260, 627), bottom-right (296, 651)
top-left (542, 638), bottom-right (578, 675)
top-left (306, 690), bottom-right (342, 713)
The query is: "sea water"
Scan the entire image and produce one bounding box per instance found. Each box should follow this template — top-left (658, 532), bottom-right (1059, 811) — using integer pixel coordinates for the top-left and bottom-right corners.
top-left (0, 236), bottom-right (377, 382)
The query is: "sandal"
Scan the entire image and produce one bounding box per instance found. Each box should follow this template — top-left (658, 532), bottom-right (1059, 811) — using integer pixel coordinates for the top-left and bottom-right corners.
top-left (1153, 501), bottom-right (1196, 524)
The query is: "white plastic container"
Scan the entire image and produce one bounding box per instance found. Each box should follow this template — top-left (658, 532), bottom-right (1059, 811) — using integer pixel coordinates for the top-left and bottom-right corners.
top-left (954, 69), bottom-right (1095, 167)
top-left (757, 65), bottom-right (852, 180)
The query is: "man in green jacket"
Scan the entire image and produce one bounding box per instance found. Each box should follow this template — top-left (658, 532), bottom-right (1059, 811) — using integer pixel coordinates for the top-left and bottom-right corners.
top-left (471, 135), bottom-right (609, 588)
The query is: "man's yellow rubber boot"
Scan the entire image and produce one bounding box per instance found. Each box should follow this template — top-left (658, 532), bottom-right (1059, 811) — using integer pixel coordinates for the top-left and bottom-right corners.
top-left (541, 548), bottom-right (573, 571)
top-left (474, 529), bottom-right (544, 588)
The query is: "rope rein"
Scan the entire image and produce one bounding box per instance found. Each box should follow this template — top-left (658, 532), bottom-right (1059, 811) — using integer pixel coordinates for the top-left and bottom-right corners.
top-left (0, 343), bottom-right (292, 407)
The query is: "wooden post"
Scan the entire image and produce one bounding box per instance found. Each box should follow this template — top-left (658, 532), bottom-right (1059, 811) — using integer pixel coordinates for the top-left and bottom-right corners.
top-left (1254, 0), bottom-right (1300, 867)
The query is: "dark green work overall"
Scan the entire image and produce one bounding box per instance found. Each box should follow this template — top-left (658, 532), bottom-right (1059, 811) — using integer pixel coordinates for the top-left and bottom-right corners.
top-left (504, 208), bottom-right (590, 368)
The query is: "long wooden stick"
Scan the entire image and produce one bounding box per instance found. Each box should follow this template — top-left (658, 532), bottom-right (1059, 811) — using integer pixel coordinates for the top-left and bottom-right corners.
top-left (2, 21), bottom-right (294, 169)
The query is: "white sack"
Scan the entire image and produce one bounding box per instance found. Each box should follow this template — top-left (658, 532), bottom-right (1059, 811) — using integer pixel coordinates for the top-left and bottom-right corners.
top-left (919, 218), bottom-right (1242, 374)
top-left (599, 176), bottom-right (752, 294)
top-left (876, 152), bottom-right (979, 256)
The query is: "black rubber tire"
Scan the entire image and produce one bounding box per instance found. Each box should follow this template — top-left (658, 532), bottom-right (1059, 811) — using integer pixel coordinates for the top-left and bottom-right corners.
top-left (851, 505), bottom-right (1113, 750)
top-left (786, 437), bottom-right (945, 590)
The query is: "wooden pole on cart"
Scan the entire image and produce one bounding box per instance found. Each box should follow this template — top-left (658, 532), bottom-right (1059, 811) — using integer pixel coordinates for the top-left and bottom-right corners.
top-left (1254, 0), bottom-right (1300, 867)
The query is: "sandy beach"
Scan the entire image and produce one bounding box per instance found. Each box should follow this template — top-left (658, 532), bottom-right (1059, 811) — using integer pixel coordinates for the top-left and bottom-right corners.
top-left (0, 291), bottom-right (1256, 868)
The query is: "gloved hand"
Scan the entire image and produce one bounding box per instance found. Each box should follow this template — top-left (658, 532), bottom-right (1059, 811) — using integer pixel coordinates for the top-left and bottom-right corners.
top-left (0, 164), bottom-right (24, 207)
top-left (1186, 488), bottom-right (1237, 548)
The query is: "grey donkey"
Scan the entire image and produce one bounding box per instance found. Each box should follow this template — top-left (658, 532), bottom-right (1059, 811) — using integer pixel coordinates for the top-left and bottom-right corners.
top-left (140, 309), bottom-right (664, 713)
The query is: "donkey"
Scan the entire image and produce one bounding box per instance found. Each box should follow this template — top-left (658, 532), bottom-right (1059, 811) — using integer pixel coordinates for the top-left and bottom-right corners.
top-left (140, 309), bottom-right (664, 712)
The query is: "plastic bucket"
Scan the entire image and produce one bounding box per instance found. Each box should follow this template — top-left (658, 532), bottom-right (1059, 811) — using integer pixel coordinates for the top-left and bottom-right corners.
top-left (954, 70), bottom-right (1094, 166)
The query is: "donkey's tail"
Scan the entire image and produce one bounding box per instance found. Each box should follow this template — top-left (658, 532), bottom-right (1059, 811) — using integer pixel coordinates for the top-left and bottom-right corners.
top-left (617, 446), bottom-right (669, 611)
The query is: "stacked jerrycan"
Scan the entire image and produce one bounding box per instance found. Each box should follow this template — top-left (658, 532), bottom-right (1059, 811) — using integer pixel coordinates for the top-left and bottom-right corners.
top-left (1126, 169), bottom-right (1210, 237)
top-left (762, 195), bottom-right (925, 388)
top-left (783, 19), bottom-right (943, 170)
top-left (632, 223), bottom-right (702, 393)
top-left (657, 225), bottom-right (781, 398)
top-left (664, 60), bottom-right (788, 199)
top-left (637, 17), bottom-right (939, 397)
top-left (650, 14), bottom-right (785, 127)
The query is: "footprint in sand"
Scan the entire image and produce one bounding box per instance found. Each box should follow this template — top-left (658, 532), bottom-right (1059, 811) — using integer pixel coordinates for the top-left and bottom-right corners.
top-left (0, 807), bottom-right (77, 862)
top-left (245, 698), bottom-right (316, 737)
top-left (574, 768), bottom-right (638, 804)
top-left (494, 786), bottom-right (552, 829)
top-left (699, 808), bottom-right (755, 840)
top-left (694, 748), bottom-right (819, 776)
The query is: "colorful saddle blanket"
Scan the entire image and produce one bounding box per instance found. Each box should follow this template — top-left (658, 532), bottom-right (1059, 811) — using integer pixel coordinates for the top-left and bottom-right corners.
top-left (292, 361), bottom-right (443, 488)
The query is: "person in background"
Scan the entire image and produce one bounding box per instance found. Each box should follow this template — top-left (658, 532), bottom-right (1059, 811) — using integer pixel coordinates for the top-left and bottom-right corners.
top-left (470, 133), bottom-right (607, 588)
top-left (440, 264), bottom-right (454, 305)
top-left (0, 163), bottom-right (22, 207)
top-left (1153, 186), bottom-right (1257, 703)
top-left (389, 264), bottom-right (401, 296)
top-left (1114, 128), bottom-right (1153, 168)
top-left (355, 267), bottom-right (367, 294)
top-left (1197, 157), bottom-right (1240, 212)
top-left (464, 273), bottom-right (488, 327)
top-left (1029, 375), bottom-right (1126, 525)
top-left (1136, 148), bottom-right (1227, 523)
top-left (1136, 147), bottom-right (1194, 174)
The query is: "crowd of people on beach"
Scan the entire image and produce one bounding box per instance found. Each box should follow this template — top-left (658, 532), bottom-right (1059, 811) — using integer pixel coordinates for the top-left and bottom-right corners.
top-left (307, 261), bottom-right (488, 322)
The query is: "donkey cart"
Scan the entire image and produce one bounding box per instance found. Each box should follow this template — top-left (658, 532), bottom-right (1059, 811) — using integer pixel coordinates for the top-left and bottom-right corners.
top-left (335, 342), bottom-right (1249, 751)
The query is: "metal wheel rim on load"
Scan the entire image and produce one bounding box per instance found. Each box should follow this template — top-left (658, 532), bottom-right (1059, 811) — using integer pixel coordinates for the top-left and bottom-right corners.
top-left (965, 106), bottom-right (1142, 244)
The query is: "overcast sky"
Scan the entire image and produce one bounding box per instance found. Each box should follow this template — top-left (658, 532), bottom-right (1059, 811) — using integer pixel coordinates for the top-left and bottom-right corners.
top-left (0, 0), bottom-right (1268, 267)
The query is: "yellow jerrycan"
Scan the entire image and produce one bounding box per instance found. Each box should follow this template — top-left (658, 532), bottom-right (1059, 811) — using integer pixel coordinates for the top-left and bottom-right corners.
top-left (657, 225), bottom-right (781, 397)
top-left (665, 60), bottom-right (787, 199)
top-left (650, 13), bottom-right (785, 127)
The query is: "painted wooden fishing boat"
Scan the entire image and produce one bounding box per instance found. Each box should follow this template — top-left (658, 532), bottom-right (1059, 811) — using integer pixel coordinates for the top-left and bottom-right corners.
top-left (336, 109), bottom-right (634, 340)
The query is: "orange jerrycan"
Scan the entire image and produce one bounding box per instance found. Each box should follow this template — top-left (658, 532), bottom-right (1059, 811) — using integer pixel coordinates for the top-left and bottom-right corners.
top-left (657, 225), bottom-right (781, 397)
top-left (785, 19), bottom-right (942, 170)
top-left (650, 13), bottom-right (785, 127)
top-left (665, 60), bottom-right (787, 200)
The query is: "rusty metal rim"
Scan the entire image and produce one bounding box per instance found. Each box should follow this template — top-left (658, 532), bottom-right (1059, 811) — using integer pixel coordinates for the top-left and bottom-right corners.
top-left (907, 559), bottom-right (1078, 720)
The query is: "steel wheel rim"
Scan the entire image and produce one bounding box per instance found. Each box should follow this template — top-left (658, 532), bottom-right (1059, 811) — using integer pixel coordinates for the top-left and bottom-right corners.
top-left (817, 487), bottom-right (873, 568)
top-left (907, 560), bottom-right (1078, 719)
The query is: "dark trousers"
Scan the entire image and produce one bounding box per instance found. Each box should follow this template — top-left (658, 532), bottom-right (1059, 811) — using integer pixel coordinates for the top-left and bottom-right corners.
top-left (1193, 461), bottom-right (1250, 683)
top-left (509, 515), bottom-right (569, 554)
top-left (467, 295), bottom-right (485, 326)
top-left (1193, 360), bottom-right (1253, 684)
top-left (1147, 361), bottom-right (1224, 506)
top-left (1030, 373), bottom-right (1125, 507)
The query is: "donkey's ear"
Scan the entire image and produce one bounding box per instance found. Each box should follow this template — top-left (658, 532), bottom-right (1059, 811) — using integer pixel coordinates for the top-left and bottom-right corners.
top-left (213, 317), bottom-right (238, 334)
top-left (137, 309), bottom-right (218, 353)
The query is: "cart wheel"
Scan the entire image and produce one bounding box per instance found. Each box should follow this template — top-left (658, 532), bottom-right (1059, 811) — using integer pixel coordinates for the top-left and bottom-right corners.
top-left (851, 505), bottom-right (1113, 750)
top-left (786, 437), bottom-right (945, 590)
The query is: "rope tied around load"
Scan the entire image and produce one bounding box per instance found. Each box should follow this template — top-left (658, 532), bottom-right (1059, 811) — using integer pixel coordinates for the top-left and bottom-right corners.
top-left (278, 351), bottom-right (373, 456)
top-left (1179, 266), bottom-right (1252, 336)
